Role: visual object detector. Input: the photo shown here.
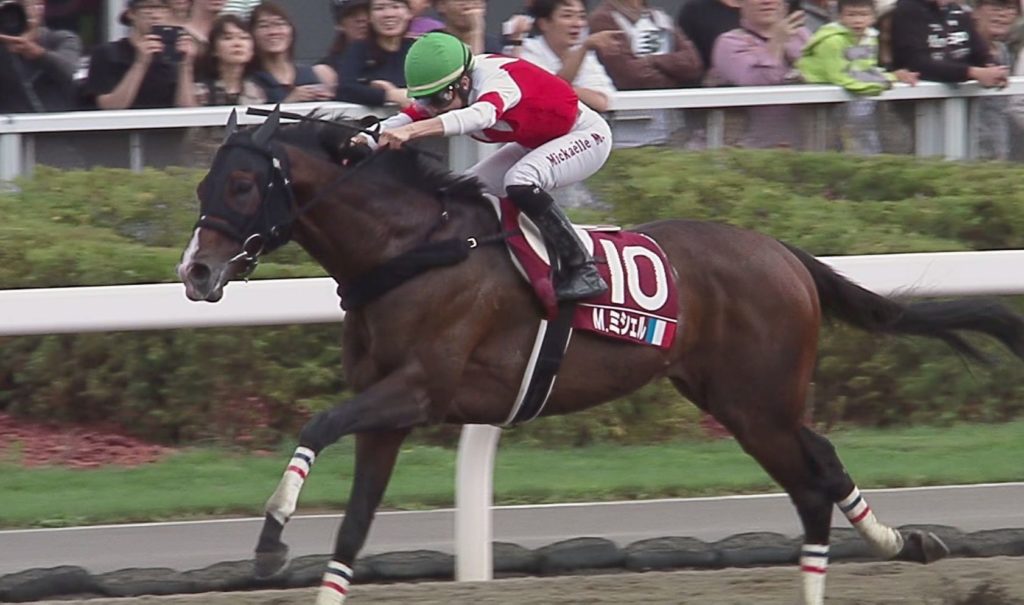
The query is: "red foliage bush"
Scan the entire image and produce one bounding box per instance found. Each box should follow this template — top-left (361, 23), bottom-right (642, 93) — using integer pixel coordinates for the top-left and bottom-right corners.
top-left (0, 413), bottom-right (172, 468)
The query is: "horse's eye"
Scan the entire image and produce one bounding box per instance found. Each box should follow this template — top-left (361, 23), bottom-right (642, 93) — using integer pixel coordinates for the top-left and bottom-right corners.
top-left (232, 180), bottom-right (255, 195)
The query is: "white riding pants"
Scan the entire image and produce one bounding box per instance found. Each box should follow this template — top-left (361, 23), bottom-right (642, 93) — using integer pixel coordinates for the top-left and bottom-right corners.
top-left (466, 103), bottom-right (613, 197)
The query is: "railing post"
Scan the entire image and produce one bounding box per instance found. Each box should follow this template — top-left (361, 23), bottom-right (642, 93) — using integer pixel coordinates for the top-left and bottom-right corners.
top-left (454, 424), bottom-right (502, 581)
top-left (914, 99), bottom-right (943, 157)
top-left (129, 132), bottom-right (144, 173)
top-left (942, 97), bottom-right (969, 161)
top-left (0, 132), bottom-right (23, 182)
top-left (706, 109), bottom-right (725, 149)
top-left (23, 134), bottom-right (35, 177)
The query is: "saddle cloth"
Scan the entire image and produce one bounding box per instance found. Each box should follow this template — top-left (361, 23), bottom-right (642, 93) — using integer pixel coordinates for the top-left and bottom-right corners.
top-left (493, 197), bottom-right (679, 350)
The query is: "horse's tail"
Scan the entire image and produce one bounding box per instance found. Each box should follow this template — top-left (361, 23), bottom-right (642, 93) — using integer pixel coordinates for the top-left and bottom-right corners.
top-left (781, 242), bottom-right (1024, 362)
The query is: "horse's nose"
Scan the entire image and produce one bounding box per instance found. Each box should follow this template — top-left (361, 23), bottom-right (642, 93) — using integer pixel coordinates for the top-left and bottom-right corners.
top-left (186, 262), bottom-right (212, 289)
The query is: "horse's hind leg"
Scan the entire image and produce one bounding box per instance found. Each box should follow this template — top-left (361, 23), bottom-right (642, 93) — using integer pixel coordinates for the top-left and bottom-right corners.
top-left (798, 426), bottom-right (950, 564)
top-left (704, 410), bottom-right (837, 605)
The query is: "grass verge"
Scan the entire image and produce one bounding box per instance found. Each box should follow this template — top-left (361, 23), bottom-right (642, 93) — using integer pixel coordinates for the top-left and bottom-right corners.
top-left (2, 421), bottom-right (1023, 528)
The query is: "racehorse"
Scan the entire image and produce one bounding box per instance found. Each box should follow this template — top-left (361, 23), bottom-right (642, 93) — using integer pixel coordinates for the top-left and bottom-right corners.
top-left (177, 108), bottom-right (1024, 605)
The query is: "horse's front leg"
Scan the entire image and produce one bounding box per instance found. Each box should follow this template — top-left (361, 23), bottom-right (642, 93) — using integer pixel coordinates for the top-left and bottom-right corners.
top-left (254, 365), bottom-right (431, 580)
top-left (316, 429), bottom-right (409, 605)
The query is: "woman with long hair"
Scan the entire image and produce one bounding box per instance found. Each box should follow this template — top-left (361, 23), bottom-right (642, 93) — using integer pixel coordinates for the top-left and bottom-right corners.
top-left (195, 14), bottom-right (265, 105)
top-left (331, 0), bottom-right (413, 107)
top-left (248, 2), bottom-right (337, 103)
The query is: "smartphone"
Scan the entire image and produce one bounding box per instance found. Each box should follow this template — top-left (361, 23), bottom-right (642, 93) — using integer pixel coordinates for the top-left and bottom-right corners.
top-left (151, 25), bottom-right (184, 64)
top-left (788, 0), bottom-right (802, 13)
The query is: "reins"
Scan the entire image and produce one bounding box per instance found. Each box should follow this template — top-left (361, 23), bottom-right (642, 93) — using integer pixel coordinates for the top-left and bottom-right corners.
top-left (202, 107), bottom-right (504, 281)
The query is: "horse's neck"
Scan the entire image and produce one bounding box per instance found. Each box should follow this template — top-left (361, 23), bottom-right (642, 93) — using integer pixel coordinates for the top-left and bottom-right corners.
top-left (284, 146), bottom-right (498, 284)
top-left (289, 181), bottom-right (445, 283)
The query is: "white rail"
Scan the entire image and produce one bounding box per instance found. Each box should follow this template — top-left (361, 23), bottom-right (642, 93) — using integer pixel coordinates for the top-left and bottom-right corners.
top-left (4, 79), bottom-right (1024, 180)
top-left (2, 250), bottom-right (1024, 580)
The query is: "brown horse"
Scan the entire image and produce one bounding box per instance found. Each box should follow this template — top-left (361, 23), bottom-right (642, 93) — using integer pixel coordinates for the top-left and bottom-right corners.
top-left (178, 110), bottom-right (1024, 605)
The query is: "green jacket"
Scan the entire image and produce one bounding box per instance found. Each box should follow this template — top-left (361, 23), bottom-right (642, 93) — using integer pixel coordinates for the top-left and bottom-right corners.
top-left (797, 22), bottom-right (895, 95)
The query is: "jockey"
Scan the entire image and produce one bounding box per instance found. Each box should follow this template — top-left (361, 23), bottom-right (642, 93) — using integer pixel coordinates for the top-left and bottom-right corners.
top-left (355, 31), bottom-right (611, 301)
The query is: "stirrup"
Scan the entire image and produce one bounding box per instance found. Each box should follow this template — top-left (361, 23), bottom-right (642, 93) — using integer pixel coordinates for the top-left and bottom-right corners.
top-left (555, 262), bottom-right (608, 301)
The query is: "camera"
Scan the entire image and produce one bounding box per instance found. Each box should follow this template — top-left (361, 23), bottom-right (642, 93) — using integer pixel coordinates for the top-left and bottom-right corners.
top-left (151, 24), bottom-right (184, 64)
top-left (0, 0), bottom-right (28, 37)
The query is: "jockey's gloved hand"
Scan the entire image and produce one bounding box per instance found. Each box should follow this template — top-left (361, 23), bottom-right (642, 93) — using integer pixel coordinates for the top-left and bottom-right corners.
top-left (349, 133), bottom-right (378, 151)
top-left (344, 142), bottom-right (374, 165)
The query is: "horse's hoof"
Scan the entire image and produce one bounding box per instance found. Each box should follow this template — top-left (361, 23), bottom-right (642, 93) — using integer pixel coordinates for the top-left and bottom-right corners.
top-left (895, 530), bottom-right (950, 564)
top-left (254, 542), bottom-right (290, 578)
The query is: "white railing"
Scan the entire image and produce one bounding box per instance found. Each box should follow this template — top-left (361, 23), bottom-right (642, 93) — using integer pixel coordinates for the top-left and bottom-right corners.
top-left (3, 250), bottom-right (1024, 580)
top-left (3, 78), bottom-right (1024, 180)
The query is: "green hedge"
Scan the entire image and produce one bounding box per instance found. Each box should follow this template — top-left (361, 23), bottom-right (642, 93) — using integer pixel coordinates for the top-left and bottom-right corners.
top-left (2, 150), bottom-right (1024, 447)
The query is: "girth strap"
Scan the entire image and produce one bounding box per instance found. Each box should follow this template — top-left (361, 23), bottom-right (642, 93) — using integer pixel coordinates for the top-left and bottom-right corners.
top-left (502, 301), bottom-right (576, 426)
top-left (337, 234), bottom-right (508, 311)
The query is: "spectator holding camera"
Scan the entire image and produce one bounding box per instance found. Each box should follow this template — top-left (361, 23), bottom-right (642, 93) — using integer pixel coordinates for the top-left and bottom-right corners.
top-left (890, 0), bottom-right (1006, 86)
top-left (85, 0), bottom-right (200, 109)
top-left (0, 0), bottom-right (81, 112)
top-left (168, 0), bottom-right (191, 25)
top-left (249, 2), bottom-right (336, 103)
top-left (708, 0), bottom-right (810, 148)
top-left (331, 0), bottom-right (413, 107)
top-left (195, 13), bottom-right (264, 104)
top-left (433, 0), bottom-right (503, 54)
top-left (519, 0), bottom-right (618, 112)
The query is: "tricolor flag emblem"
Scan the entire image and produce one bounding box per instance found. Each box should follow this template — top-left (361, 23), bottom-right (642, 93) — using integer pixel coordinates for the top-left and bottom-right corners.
top-left (644, 317), bottom-right (672, 347)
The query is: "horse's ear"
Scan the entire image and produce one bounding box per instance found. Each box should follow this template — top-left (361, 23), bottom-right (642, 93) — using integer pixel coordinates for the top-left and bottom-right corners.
top-left (252, 105), bottom-right (281, 147)
top-left (223, 109), bottom-right (239, 142)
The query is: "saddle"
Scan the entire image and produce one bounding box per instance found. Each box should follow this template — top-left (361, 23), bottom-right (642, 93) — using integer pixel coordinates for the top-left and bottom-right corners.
top-left (489, 196), bottom-right (680, 350)
top-left (489, 196), bottom-right (681, 427)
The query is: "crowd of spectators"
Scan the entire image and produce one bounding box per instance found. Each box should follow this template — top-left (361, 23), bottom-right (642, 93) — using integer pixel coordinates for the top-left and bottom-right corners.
top-left (2, 0), bottom-right (1023, 155)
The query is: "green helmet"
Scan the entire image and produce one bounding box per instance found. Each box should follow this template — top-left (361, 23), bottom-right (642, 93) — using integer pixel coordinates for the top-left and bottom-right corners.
top-left (405, 32), bottom-right (473, 99)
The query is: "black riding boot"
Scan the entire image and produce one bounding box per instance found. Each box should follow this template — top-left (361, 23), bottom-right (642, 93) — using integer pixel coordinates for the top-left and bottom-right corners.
top-left (507, 184), bottom-right (608, 301)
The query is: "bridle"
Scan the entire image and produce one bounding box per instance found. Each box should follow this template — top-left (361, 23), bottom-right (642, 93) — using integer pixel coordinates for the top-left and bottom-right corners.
top-left (195, 108), bottom-right (384, 279)
top-left (194, 106), bottom-right (510, 309)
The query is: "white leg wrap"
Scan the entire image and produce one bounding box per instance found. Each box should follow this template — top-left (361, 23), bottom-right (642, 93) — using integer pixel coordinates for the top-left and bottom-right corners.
top-left (315, 561), bottom-right (352, 605)
top-left (265, 447), bottom-right (316, 525)
top-left (800, 543), bottom-right (828, 605)
top-left (839, 487), bottom-right (904, 558)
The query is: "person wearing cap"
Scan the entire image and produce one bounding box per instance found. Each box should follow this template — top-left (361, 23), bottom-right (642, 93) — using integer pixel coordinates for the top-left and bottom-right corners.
top-left (84, 0), bottom-right (200, 109)
top-left (321, 0), bottom-right (371, 64)
top-left (353, 32), bottom-right (612, 302)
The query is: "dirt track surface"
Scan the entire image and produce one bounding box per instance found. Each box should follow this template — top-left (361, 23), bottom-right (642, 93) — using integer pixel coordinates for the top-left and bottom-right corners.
top-left (39, 557), bottom-right (1024, 604)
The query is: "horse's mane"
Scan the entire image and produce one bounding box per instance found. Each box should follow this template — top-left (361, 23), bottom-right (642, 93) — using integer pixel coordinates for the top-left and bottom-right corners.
top-left (270, 115), bottom-right (487, 204)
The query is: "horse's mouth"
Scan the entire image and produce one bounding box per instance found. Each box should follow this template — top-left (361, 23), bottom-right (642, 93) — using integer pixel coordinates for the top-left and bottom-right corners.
top-left (179, 261), bottom-right (227, 303)
top-left (185, 284), bottom-right (225, 303)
